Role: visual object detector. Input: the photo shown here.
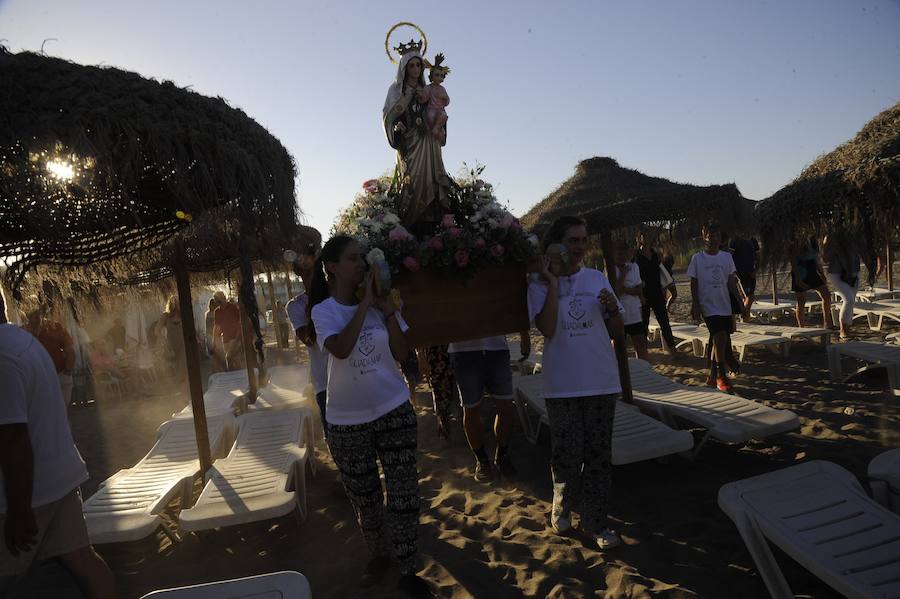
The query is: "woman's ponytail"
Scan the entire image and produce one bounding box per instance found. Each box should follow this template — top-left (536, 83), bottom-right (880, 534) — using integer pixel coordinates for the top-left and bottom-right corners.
top-left (305, 234), bottom-right (355, 344)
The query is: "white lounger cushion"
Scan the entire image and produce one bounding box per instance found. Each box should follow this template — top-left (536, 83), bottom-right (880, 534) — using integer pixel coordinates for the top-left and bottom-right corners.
top-left (628, 359), bottom-right (799, 445)
top-left (719, 460), bottom-right (900, 599)
top-left (513, 374), bottom-right (694, 464)
top-left (84, 414), bottom-right (235, 544)
top-left (139, 570), bottom-right (311, 598)
top-left (179, 409), bottom-right (314, 531)
top-left (869, 449), bottom-right (900, 514)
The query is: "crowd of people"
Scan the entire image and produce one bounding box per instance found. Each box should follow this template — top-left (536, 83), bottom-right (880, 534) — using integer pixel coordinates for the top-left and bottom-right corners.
top-left (0, 213), bottom-right (878, 599)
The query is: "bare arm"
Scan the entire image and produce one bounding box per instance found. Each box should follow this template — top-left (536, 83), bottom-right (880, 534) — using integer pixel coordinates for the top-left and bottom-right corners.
top-left (383, 312), bottom-right (409, 363)
top-left (323, 303), bottom-right (371, 360)
top-left (534, 256), bottom-right (559, 338)
top-left (604, 312), bottom-right (625, 339)
top-left (690, 277), bottom-right (701, 322)
top-left (0, 423), bottom-right (37, 555)
top-left (295, 325), bottom-right (313, 347)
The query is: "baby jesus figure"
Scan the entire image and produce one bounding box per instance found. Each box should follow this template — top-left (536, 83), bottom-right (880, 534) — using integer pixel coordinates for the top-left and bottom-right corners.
top-left (417, 53), bottom-right (450, 146)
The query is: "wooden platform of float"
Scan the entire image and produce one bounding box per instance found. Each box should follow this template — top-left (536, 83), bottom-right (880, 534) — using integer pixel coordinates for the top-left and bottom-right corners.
top-left (394, 263), bottom-right (529, 347)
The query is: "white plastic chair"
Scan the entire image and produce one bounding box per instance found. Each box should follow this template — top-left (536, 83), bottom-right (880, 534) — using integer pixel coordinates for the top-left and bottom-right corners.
top-left (139, 570), bottom-right (311, 598)
top-left (719, 460), bottom-right (900, 599)
top-left (869, 449), bottom-right (900, 514)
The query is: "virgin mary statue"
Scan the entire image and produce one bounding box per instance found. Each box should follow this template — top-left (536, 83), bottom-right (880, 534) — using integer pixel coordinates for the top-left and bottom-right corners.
top-left (383, 48), bottom-right (452, 232)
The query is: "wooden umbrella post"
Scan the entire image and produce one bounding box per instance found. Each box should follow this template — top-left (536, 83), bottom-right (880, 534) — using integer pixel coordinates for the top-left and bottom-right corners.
top-left (887, 237), bottom-right (895, 292)
top-left (265, 269), bottom-right (281, 349)
top-left (238, 289), bottom-right (259, 400)
top-left (771, 262), bottom-right (778, 305)
top-left (173, 245), bottom-right (213, 475)
top-left (285, 270), bottom-right (301, 357)
top-left (599, 230), bottom-right (633, 404)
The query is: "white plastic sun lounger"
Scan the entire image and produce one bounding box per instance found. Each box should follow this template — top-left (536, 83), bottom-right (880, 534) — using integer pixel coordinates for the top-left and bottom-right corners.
top-left (512, 374), bottom-right (694, 464)
top-left (207, 369), bottom-right (251, 392)
top-left (83, 414), bottom-right (236, 544)
top-left (858, 287), bottom-right (900, 302)
top-left (888, 332), bottom-right (900, 345)
top-left (669, 325), bottom-right (790, 362)
top-left (835, 301), bottom-right (900, 331)
top-left (748, 300), bottom-right (795, 323)
top-left (628, 359), bottom-right (799, 454)
top-left (827, 341), bottom-right (900, 395)
top-left (507, 339), bottom-right (541, 375)
top-left (179, 409), bottom-right (315, 532)
top-left (248, 384), bottom-right (312, 411)
top-left (718, 460), bottom-right (900, 599)
top-left (869, 449), bottom-right (900, 514)
top-left (139, 570), bottom-right (311, 598)
top-left (735, 322), bottom-right (831, 347)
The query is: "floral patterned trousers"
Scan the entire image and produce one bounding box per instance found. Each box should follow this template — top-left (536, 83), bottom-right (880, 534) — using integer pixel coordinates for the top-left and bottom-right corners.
top-left (424, 345), bottom-right (457, 437)
top-left (544, 394), bottom-right (617, 533)
top-left (327, 401), bottom-right (420, 574)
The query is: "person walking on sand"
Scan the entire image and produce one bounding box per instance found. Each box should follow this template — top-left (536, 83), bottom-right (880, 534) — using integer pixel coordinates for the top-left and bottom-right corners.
top-left (0, 288), bottom-right (117, 599)
top-left (309, 235), bottom-right (430, 598)
top-left (529, 215), bottom-right (625, 551)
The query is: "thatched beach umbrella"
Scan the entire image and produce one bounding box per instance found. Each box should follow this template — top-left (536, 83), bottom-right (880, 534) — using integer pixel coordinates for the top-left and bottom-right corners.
top-left (756, 102), bottom-right (900, 291)
top-left (521, 157), bottom-right (751, 238)
top-left (0, 47), bottom-right (301, 472)
top-left (521, 157), bottom-right (752, 401)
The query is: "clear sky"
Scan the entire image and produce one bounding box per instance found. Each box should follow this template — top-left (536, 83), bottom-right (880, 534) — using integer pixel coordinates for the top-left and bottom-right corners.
top-left (3, 0), bottom-right (899, 235)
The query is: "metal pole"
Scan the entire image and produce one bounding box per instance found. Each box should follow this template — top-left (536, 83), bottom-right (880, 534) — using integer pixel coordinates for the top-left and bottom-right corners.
top-left (173, 245), bottom-right (213, 474)
top-left (600, 230), bottom-right (633, 404)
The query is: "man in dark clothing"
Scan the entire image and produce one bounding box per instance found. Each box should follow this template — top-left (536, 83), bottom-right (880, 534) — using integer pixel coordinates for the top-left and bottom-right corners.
top-left (635, 229), bottom-right (677, 355)
top-left (729, 236), bottom-right (760, 319)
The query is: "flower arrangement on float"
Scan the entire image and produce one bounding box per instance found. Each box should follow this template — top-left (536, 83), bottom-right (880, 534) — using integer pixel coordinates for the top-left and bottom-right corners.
top-left (334, 165), bottom-right (539, 278)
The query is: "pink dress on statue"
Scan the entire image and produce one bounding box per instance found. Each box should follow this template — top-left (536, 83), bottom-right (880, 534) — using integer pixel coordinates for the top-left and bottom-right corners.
top-left (417, 83), bottom-right (449, 144)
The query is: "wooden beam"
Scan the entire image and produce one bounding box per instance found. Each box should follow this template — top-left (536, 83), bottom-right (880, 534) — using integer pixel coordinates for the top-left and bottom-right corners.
top-left (265, 269), bottom-right (282, 349)
top-left (771, 263), bottom-right (778, 305)
top-left (888, 238), bottom-right (895, 292)
top-left (173, 245), bottom-right (212, 475)
top-left (238, 289), bottom-right (259, 399)
top-left (599, 230), bottom-right (633, 404)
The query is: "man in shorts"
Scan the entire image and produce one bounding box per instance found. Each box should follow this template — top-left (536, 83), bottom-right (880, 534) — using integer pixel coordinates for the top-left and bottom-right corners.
top-left (730, 236), bottom-right (760, 320)
top-left (448, 336), bottom-right (517, 481)
top-left (0, 289), bottom-right (116, 598)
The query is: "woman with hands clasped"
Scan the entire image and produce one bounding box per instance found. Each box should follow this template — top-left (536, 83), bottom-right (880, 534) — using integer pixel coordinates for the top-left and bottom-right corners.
top-left (308, 235), bottom-right (430, 598)
top-left (527, 215), bottom-right (625, 551)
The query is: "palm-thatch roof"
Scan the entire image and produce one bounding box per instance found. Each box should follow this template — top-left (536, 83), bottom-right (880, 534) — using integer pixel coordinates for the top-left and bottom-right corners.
top-left (520, 157), bottom-right (751, 240)
top-left (756, 102), bottom-right (900, 265)
top-left (0, 47), bottom-right (300, 291)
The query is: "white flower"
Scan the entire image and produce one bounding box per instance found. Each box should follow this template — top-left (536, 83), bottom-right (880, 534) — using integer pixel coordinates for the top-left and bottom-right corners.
top-left (527, 234), bottom-right (540, 248)
top-left (383, 212), bottom-right (401, 225)
top-left (367, 248), bottom-right (386, 264)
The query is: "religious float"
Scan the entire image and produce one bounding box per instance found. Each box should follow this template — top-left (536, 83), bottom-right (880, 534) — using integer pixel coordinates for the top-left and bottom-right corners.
top-left (331, 23), bottom-right (537, 346)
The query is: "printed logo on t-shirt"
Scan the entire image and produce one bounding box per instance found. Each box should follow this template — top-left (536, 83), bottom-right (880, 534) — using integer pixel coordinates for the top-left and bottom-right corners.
top-left (562, 292), bottom-right (595, 336)
top-left (567, 297), bottom-right (586, 320)
top-left (352, 325), bottom-right (382, 375)
top-left (706, 263), bottom-right (726, 288)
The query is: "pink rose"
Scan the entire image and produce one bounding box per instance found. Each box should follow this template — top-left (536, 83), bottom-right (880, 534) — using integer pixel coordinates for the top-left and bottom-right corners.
top-left (389, 226), bottom-right (410, 241)
top-left (403, 256), bottom-right (421, 272)
top-left (454, 249), bottom-right (470, 267)
top-left (362, 179), bottom-right (379, 194)
top-left (448, 227), bottom-right (461, 237)
top-left (428, 236), bottom-right (444, 250)
top-left (474, 238), bottom-right (487, 249)
top-left (441, 213), bottom-right (455, 229)
top-left (490, 244), bottom-right (506, 257)
top-left (499, 213), bottom-right (515, 229)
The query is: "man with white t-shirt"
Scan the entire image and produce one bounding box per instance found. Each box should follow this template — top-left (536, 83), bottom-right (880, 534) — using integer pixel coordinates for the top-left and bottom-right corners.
top-left (687, 224), bottom-right (748, 394)
top-left (285, 241), bottom-right (329, 438)
top-left (0, 289), bottom-right (116, 598)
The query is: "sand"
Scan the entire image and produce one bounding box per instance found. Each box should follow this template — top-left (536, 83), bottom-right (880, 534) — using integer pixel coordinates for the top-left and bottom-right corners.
top-left (11, 281), bottom-right (900, 599)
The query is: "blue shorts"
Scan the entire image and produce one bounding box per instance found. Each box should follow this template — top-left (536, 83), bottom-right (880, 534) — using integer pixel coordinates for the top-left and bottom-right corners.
top-left (449, 349), bottom-right (514, 408)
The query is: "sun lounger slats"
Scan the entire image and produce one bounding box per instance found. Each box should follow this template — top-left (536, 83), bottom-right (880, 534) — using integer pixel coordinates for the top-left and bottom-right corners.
top-left (513, 374), bottom-right (693, 464)
top-left (628, 359), bottom-right (799, 446)
top-left (83, 415), bottom-right (235, 544)
top-left (719, 460), bottom-right (900, 599)
top-left (827, 341), bottom-right (900, 395)
top-left (178, 409), bottom-right (314, 532)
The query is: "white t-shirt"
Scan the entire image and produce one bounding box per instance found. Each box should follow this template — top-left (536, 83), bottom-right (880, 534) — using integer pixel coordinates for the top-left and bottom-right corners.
top-left (448, 335), bottom-right (509, 354)
top-left (312, 298), bottom-right (410, 425)
top-left (616, 263), bottom-right (644, 326)
top-left (687, 251), bottom-right (737, 317)
top-left (527, 268), bottom-right (623, 398)
top-left (286, 293), bottom-right (328, 394)
top-left (0, 324), bottom-right (88, 510)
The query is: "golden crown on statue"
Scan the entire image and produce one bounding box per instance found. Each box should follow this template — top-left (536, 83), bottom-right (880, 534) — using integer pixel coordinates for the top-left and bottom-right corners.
top-left (394, 39), bottom-right (423, 56)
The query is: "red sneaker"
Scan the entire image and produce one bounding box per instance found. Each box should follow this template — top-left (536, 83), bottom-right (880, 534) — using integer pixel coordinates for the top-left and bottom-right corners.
top-left (716, 377), bottom-right (734, 393)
